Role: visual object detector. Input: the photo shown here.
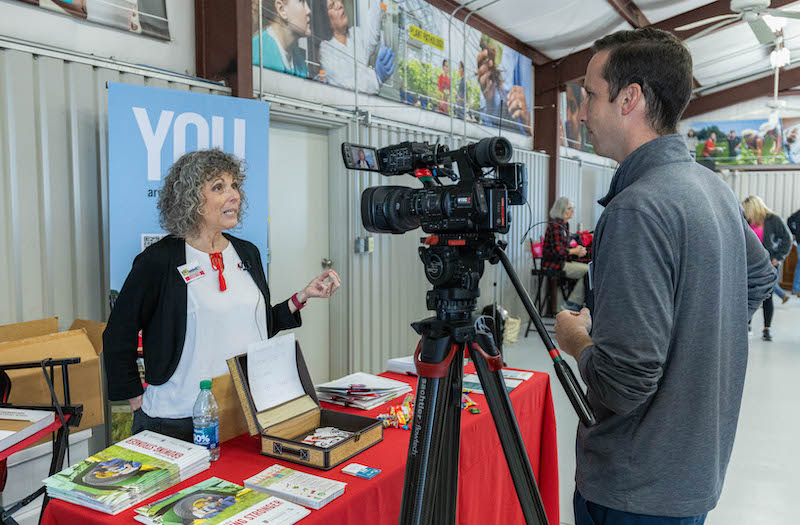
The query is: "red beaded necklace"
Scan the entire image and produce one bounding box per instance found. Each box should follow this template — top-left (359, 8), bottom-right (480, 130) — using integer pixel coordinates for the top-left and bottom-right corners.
top-left (209, 252), bottom-right (227, 291)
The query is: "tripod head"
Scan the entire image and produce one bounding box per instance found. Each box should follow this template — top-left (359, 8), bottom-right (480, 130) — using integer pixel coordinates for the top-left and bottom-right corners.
top-left (418, 233), bottom-right (502, 322)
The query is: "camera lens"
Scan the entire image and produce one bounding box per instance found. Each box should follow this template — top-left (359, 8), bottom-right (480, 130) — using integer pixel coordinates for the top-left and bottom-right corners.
top-left (473, 137), bottom-right (512, 167)
top-left (361, 186), bottom-right (421, 234)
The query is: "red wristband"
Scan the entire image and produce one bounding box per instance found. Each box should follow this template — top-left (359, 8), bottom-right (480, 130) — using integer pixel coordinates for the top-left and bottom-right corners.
top-left (291, 293), bottom-right (306, 310)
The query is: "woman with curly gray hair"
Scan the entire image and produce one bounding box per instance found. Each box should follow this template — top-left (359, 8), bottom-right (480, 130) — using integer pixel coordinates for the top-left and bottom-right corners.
top-left (103, 149), bottom-right (340, 445)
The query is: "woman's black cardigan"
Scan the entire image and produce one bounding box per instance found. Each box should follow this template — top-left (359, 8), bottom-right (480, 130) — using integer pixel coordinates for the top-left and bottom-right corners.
top-left (102, 233), bottom-right (301, 402)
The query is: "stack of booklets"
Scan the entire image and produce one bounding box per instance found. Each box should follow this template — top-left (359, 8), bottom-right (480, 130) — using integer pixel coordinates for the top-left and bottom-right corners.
top-left (462, 369), bottom-right (534, 395)
top-left (134, 477), bottom-right (310, 524)
top-left (244, 464), bottom-right (347, 510)
top-left (315, 372), bottom-right (412, 410)
top-left (0, 407), bottom-right (54, 453)
top-left (43, 430), bottom-right (210, 515)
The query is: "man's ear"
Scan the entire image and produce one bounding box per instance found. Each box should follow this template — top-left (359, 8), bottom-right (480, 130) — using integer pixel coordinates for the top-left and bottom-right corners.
top-left (619, 83), bottom-right (644, 117)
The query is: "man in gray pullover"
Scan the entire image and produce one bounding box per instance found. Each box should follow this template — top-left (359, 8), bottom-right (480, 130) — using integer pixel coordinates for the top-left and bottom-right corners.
top-left (554, 29), bottom-right (776, 524)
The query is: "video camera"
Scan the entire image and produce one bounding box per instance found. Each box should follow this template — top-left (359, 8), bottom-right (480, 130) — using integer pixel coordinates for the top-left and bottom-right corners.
top-left (341, 137), bottom-right (527, 235)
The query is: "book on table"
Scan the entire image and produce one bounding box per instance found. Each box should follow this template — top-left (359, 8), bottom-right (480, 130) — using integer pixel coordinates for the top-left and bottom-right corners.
top-left (43, 430), bottom-right (210, 515)
top-left (244, 464), bottom-right (347, 510)
top-left (0, 407), bottom-right (54, 453)
top-left (134, 477), bottom-right (310, 525)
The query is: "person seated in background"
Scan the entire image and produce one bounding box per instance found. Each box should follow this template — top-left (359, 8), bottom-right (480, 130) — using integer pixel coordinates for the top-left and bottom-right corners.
top-left (542, 196), bottom-right (589, 312)
top-left (252, 0), bottom-right (312, 78)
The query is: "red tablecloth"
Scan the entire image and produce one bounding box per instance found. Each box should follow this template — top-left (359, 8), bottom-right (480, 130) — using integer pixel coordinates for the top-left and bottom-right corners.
top-left (41, 366), bottom-right (558, 524)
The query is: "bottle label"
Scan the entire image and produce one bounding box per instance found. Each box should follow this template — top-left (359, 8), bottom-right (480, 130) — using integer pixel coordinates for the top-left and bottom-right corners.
top-left (193, 423), bottom-right (219, 450)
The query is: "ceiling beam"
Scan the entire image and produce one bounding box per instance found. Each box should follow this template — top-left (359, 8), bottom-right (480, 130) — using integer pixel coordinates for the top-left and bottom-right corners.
top-left (422, 0), bottom-right (552, 65)
top-left (537, 0), bottom-right (799, 91)
top-left (683, 65), bottom-right (800, 118)
top-left (606, 0), bottom-right (649, 29)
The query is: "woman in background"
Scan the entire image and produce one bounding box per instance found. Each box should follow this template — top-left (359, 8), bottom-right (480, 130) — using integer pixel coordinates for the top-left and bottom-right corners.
top-left (542, 197), bottom-right (588, 312)
top-left (742, 196), bottom-right (792, 341)
top-left (315, 0), bottom-right (394, 94)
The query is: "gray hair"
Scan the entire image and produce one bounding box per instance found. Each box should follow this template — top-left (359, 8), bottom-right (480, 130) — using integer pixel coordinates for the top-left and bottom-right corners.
top-left (549, 196), bottom-right (573, 220)
top-left (158, 149), bottom-right (247, 238)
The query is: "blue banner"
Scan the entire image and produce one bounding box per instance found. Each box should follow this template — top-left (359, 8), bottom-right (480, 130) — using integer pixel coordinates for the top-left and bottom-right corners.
top-left (108, 82), bottom-right (269, 294)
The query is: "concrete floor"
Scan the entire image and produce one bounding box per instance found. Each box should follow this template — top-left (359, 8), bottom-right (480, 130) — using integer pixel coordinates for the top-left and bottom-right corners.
top-left (501, 294), bottom-right (799, 525)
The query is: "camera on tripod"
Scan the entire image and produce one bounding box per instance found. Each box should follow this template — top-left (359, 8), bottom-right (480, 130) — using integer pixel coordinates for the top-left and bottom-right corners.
top-left (341, 137), bottom-right (527, 235)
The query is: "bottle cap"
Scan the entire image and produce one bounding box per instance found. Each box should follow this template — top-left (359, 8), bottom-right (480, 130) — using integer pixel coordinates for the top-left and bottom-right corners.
top-left (200, 380), bottom-right (212, 390)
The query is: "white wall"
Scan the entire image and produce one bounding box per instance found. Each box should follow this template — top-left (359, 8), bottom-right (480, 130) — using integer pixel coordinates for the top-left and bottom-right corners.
top-left (0, 0), bottom-right (196, 76)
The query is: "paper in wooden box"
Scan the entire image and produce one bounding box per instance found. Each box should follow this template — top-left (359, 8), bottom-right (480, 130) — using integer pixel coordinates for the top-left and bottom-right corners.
top-left (227, 341), bottom-right (383, 470)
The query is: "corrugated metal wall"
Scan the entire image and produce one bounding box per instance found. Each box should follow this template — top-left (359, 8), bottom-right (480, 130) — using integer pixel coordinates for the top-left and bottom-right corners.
top-left (723, 170), bottom-right (800, 218)
top-left (558, 157), bottom-right (583, 228)
top-left (0, 46), bottom-right (229, 330)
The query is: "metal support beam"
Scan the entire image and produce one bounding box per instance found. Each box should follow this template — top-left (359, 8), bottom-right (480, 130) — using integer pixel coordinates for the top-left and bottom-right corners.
top-left (195, 0), bottom-right (253, 98)
top-left (423, 0), bottom-right (552, 64)
top-left (533, 82), bottom-right (561, 211)
top-left (606, 0), bottom-right (649, 28)
top-left (684, 65), bottom-right (800, 118)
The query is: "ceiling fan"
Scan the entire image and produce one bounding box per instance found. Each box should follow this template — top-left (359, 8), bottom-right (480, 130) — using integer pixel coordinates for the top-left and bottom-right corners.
top-left (676, 0), bottom-right (800, 44)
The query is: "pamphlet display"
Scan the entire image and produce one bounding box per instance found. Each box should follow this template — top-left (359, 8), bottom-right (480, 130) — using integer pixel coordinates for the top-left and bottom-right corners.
top-left (315, 372), bottom-right (412, 410)
top-left (244, 464), bottom-right (347, 510)
top-left (134, 477), bottom-right (310, 525)
top-left (43, 431), bottom-right (210, 515)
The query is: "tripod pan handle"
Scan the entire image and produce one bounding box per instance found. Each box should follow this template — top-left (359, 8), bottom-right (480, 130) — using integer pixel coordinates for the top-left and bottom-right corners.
top-left (554, 359), bottom-right (597, 427)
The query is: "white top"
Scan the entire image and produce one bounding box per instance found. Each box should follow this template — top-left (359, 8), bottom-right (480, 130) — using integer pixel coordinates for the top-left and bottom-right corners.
top-left (319, 0), bottom-right (382, 94)
top-left (267, 25), bottom-right (294, 72)
top-left (142, 241), bottom-right (267, 418)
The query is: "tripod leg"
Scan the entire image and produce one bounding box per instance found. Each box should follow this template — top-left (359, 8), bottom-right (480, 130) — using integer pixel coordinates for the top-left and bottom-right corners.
top-left (400, 336), bottom-right (463, 525)
top-left (431, 351), bottom-right (464, 525)
top-left (469, 333), bottom-right (550, 525)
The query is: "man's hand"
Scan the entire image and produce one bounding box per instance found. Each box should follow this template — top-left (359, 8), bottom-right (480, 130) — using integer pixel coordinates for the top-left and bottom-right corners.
top-left (771, 258), bottom-right (779, 267)
top-left (554, 308), bottom-right (593, 361)
top-left (477, 48), bottom-right (495, 101)
top-left (507, 85), bottom-right (530, 129)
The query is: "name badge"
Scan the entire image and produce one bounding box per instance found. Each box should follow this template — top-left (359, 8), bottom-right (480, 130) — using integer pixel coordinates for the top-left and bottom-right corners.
top-left (177, 261), bottom-right (205, 283)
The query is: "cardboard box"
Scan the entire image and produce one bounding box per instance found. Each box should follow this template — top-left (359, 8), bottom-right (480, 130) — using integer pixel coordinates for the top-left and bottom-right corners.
top-left (0, 318), bottom-right (105, 439)
top-left (227, 343), bottom-right (383, 470)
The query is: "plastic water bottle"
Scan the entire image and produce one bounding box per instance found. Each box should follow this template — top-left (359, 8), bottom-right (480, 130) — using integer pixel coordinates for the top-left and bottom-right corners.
top-left (192, 380), bottom-right (220, 461)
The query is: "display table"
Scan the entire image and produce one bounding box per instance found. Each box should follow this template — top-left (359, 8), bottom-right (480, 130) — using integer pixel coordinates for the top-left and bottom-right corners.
top-left (41, 366), bottom-right (559, 524)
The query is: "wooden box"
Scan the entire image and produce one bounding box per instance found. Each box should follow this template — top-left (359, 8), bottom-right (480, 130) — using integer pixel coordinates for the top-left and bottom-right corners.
top-left (227, 343), bottom-right (383, 470)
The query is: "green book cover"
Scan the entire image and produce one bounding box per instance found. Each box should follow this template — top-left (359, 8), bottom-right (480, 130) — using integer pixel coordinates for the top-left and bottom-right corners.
top-left (44, 445), bottom-right (176, 507)
top-left (135, 477), bottom-right (309, 524)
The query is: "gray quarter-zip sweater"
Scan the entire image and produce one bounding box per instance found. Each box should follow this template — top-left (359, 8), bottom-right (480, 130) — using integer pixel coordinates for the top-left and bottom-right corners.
top-left (576, 134), bottom-right (776, 516)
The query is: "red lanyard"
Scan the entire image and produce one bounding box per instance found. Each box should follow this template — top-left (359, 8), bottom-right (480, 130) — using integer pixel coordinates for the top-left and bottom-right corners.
top-left (209, 252), bottom-right (227, 292)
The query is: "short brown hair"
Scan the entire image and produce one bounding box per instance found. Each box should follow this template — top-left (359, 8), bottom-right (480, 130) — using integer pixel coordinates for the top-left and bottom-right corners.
top-left (592, 28), bottom-right (692, 135)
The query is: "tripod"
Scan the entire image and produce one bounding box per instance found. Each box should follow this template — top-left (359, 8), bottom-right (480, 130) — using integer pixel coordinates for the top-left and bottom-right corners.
top-left (399, 234), bottom-right (596, 525)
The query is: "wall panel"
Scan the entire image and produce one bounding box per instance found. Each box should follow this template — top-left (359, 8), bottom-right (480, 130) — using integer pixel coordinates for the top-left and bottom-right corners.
top-left (0, 47), bottom-right (228, 330)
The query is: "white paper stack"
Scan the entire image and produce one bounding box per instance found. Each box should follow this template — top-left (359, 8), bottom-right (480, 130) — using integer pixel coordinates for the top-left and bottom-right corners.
top-left (386, 355), bottom-right (417, 376)
top-left (134, 477), bottom-right (310, 525)
top-left (315, 372), bottom-right (412, 410)
top-left (244, 464), bottom-right (347, 510)
top-left (43, 430), bottom-right (210, 515)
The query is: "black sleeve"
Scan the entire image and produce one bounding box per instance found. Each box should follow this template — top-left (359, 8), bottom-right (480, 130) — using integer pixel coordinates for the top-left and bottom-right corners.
top-left (770, 214), bottom-right (793, 260)
top-left (102, 252), bottom-right (161, 401)
top-left (787, 209), bottom-right (800, 239)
